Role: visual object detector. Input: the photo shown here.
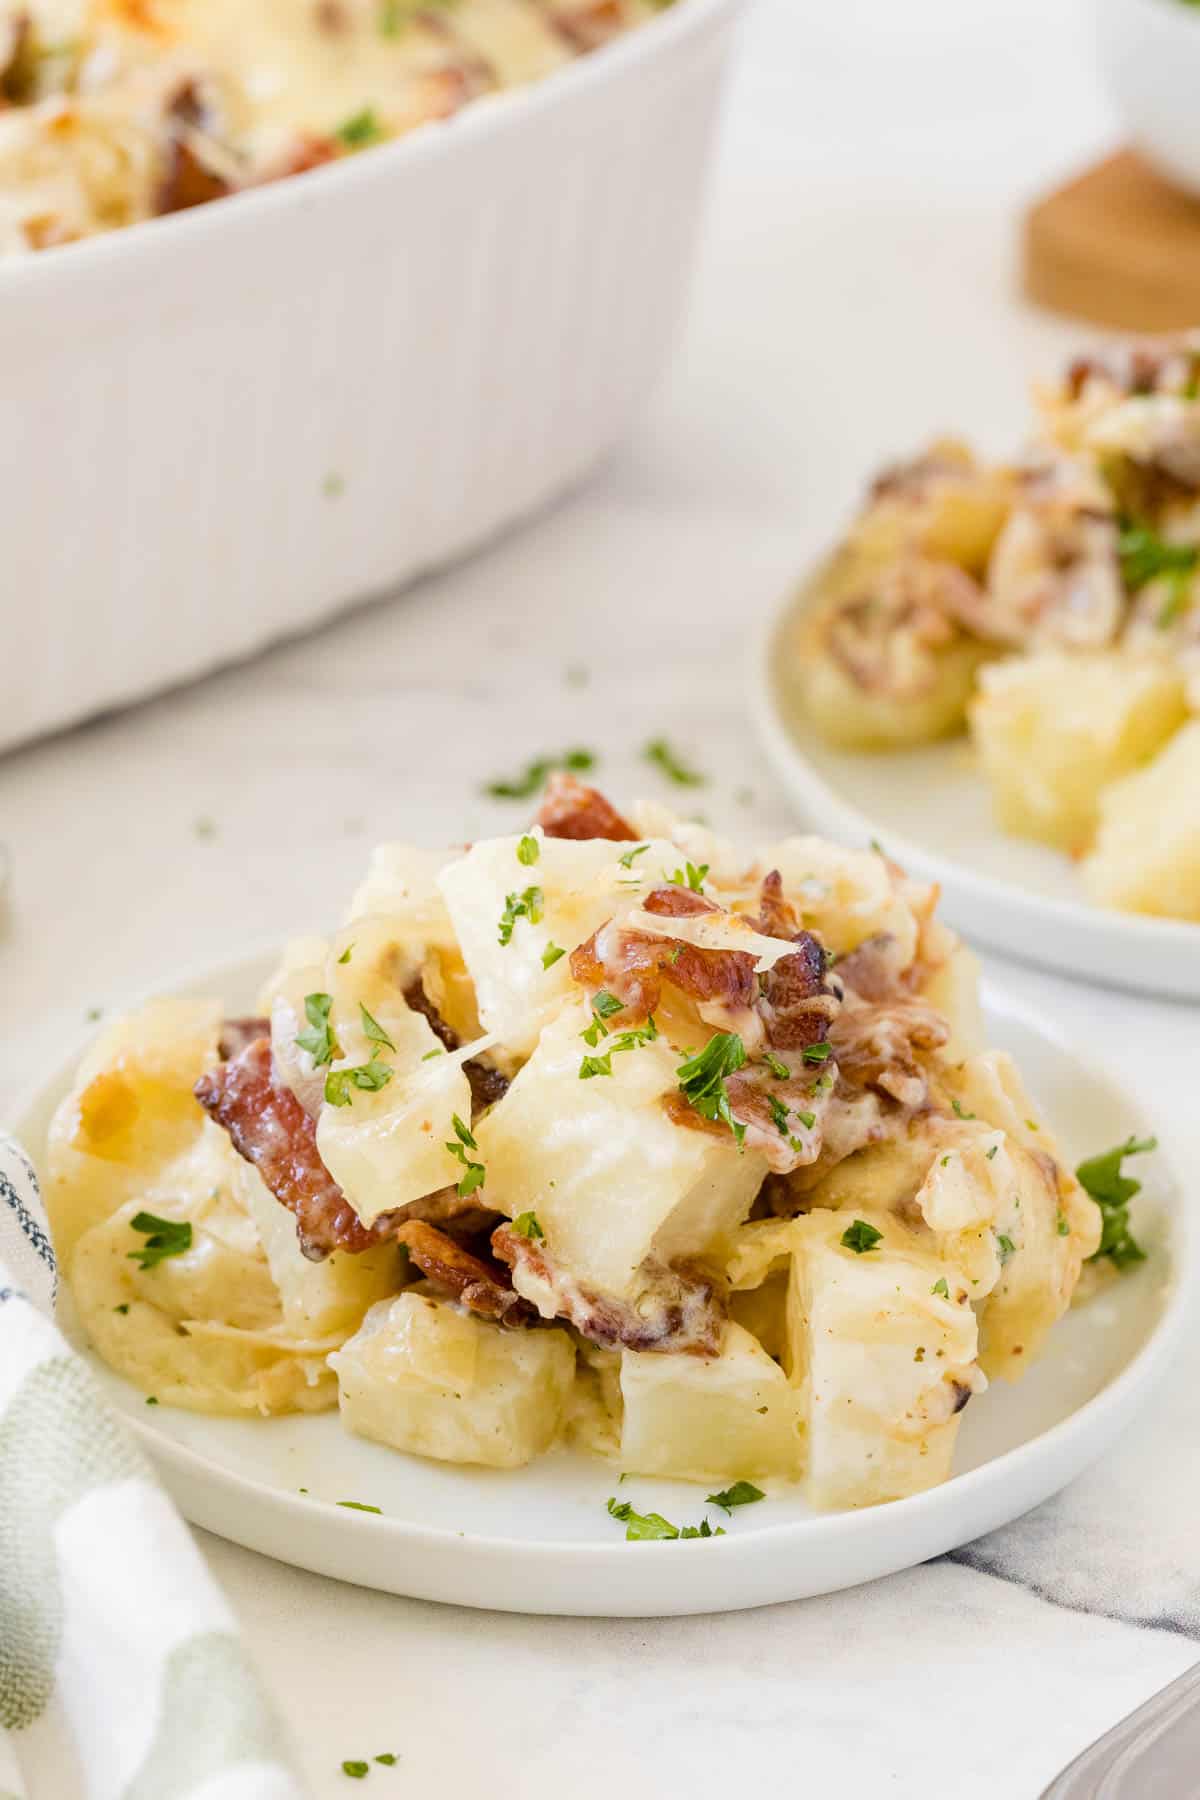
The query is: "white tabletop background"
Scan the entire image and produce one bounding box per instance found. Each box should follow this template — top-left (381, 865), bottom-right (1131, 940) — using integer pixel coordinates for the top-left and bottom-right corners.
top-left (5, 0), bottom-right (1200, 1793)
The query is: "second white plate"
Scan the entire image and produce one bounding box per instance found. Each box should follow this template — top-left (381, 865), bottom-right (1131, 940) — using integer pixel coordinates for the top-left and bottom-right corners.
top-left (752, 598), bottom-right (1200, 1001)
top-left (18, 951), bottom-right (1194, 1617)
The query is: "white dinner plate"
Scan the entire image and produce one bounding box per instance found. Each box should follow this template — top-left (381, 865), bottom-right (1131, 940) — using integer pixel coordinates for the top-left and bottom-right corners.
top-left (752, 593), bottom-right (1200, 1001)
top-left (19, 951), bottom-right (1194, 1618)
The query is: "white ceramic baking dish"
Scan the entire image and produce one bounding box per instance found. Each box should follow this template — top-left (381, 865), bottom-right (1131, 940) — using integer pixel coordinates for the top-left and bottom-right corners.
top-left (1, 0), bottom-right (744, 754)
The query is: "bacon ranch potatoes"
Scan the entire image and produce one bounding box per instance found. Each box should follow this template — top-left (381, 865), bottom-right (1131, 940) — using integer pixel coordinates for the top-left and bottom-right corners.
top-left (0, 0), bottom-right (665, 256)
top-left (47, 777), bottom-right (1124, 1511)
top-left (785, 336), bottom-right (1200, 922)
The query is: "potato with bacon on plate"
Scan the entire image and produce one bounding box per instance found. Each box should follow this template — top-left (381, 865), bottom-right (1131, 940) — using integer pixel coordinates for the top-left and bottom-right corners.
top-left (46, 775), bottom-right (1125, 1510)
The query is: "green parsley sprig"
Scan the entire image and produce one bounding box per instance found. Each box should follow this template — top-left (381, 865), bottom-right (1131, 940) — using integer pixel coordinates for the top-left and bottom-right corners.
top-left (445, 1113), bottom-right (486, 1197)
top-left (606, 1497), bottom-right (725, 1540)
top-left (667, 860), bottom-right (709, 893)
top-left (127, 1212), bottom-right (192, 1271)
top-left (643, 738), bottom-right (706, 787)
top-left (1077, 1135), bottom-right (1156, 1270)
top-left (706, 1481), bottom-right (764, 1513)
top-left (498, 885), bottom-right (543, 946)
top-left (485, 749), bottom-right (595, 800)
top-left (840, 1219), bottom-right (882, 1254)
top-left (676, 1032), bottom-right (747, 1144)
top-left (296, 992), bottom-right (340, 1066)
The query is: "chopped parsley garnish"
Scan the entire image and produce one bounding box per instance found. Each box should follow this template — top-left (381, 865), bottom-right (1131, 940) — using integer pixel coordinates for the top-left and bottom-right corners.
top-left (325, 1059), bottom-right (394, 1107)
top-left (498, 885), bottom-right (544, 946)
top-left (643, 737), bottom-right (706, 787)
top-left (445, 1113), bottom-right (486, 1197)
top-left (421, 1048), bottom-right (444, 1060)
top-left (767, 1094), bottom-right (791, 1136)
top-left (591, 990), bottom-right (624, 1021)
top-left (1077, 1135), bottom-right (1156, 1270)
top-left (606, 1497), bottom-right (725, 1541)
top-left (951, 1098), bottom-right (976, 1120)
top-left (668, 860), bottom-right (709, 893)
top-left (986, 1145), bottom-right (998, 1160)
top-left (840, 1219), bottom-right (882, 1254)
top-left (813, 1072), bottom-right (835, 1094)
top-left (578, 1017), bottom-right (658, 1079)
top-left (796, 1110), bottom-right (816, 1131)
top-left (517, 834), bottom-right (540, 867)
top-left (338, 944), bottom-right (354, 964)
top-left (296, 992), bottom-right (341, 1066)
top-left (127, 1212), bottom-right (192, 1271)
top-left (542, 942), bottom-right (566, 969)
top-left (146, 1396), bottom-right (159, 1405)
top-left (359, 1003), bottom-right (395, 1054)
top-left (342, 1760), bottom-right (370, 1778)
top-left (762, 1050), bottom-right (790, 1080)
top-left (618, 843), bottom-right (650, 870)
top-left (802, 1042), bottom-right (832, 1064)
top-left (512, 1211), bottom-right (544, 1240)
top-left (997, 1233), bottom-right (1016, 1263)
top-left (114, 1302), bottom-right (130, 1315)
top-left (706, 1481), bottom-right (764, 1513)
top-left (378, 0), bottom-right (404, 33)
top-left (1057, 1213), bottom-right (1070, 1237)
top-left (484, 749), bottom-right (595, 800)
top-left (676, 1032), bottom-right (747, 1144)
top-left (336, 107), bottom-right (385, 150)
top-left (931, 1277), bottom-right (950, 1298)
top-left (337, 1501), bottom-right (382, 1514)
top-left (1118, 521), bottom-right (1198, 605)
top-left (376, 1755), bottom-right (398, 1767)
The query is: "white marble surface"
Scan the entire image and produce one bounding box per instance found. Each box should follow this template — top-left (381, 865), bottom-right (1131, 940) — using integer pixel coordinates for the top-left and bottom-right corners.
top-left (5, 0), bottom-right (1200, 1793)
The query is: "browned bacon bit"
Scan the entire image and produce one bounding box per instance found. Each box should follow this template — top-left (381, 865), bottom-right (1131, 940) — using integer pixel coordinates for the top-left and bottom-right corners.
top-left (834, 933), bottom-right (910, 1003)
top-left (492, 1225), bottom-right (724, 1355)
top-left (218, 1017), bottom-right (270, 1061)
top-left (748, 870), bottom-right (802, 942)
top-left (195, 1037), bottom-right (388, 1260)
top-left (0, 12), bottom-right (34, 106)
top-left (402, 977), bottom-right (510, 1112)
top-left (156, 138), bottom-right (231, 215)
top-left (758, 931), bottom-right (839, 1051)
top-left (570, 925), bottom-right (758, 1025)
top-left (397, 1221), bottom-right (533, 1325)
top-left (548, 0), bottom-right (628, 52)
top-left (641, 885), bottom-right (719, 919)
top-left (536, 772), bottom-right (638, 842)
top-left (829, 997), bottom-right (949, 1108)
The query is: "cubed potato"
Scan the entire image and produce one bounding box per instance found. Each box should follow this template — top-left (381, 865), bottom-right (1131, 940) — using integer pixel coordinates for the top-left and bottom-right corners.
top-left (343, 842), bottom-right (456, 943)
top-left (969, 651), bottom-right (1188, 851)
top-left (788, 1211), bottom-right (982, 1509)
top-left (315, 1043), bottom-right (475, 1227)
top-left (331, 1290), bottom-right (576, 1469)
top-left (437, 833), bottom-right (680, 1058)
top-left (45, 998), bottom-right (222, 1259)
top-left (231, 1160), bottom-right (405, 1339)
top-left (474, 1003), bottom-right (766, 1300)
top-left (619, 1322), bottom-right (803, 1485)
top-left (68, 1132), bottom-right (336, 1417)
top-left (1083, 721), bottom-right (1200, 920)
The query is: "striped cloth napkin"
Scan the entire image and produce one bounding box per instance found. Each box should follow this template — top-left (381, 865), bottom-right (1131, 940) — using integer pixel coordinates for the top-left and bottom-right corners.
top-left (0, 1132), bottom-right (310, 1800)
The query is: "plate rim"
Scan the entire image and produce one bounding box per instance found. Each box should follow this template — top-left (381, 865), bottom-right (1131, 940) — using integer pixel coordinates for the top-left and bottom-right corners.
top-left (15, 947), bottom-right (1199, 1592)
top-left (750, 597), bottom-right (1200, 997)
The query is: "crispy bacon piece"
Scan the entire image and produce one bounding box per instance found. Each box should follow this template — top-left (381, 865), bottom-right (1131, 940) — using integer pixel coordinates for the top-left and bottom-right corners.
top-left (570, 923), bottom-right (758, 1024)
top-left (748, 869), bottom-right (801, 941)
top-left (218, 1016), bottom-right (270, 1061)
top-left (834, 933), bottom-right (910, 1003)
top-left (397, 1221), bottom-right (532, 1325)
top-left (829, 997), bottom-right (949, 1108)
top-left (536, 772), bottom-right (637, 842)
top-left (0, 11), bottom-right (34, 106)
top-left (195, 1037), bottom-right (386, 1259)
top-left (156, 139), bottom-right (231, 214)
top-left (492, 1225), bottom-right (723, 1355)
top-left (641, 885), bottom-right (717, 919)
top-left (758, 930), bottom-right (838, 1051)
top-left (401, 978), bottom-right (510, 1112)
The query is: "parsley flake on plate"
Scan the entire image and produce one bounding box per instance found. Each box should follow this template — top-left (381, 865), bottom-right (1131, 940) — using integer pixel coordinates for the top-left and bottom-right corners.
top-left (840, 1219), bottom-right (882, 1254)
top-left (706, 1481), bottom-right (764, 1513)
top-left (342, 1759), bottom-right (370, 1779)
top-left (127, 1212), bottom-right (192, 1271)
top-left (605, 1497), bottom-right (725, 1541)
top-left (485, 749), bottom-right (595, 800)
top-left (643, 738), bottom-right (705, 787)
top-left (337, 1501), bottom-right (382, 1514)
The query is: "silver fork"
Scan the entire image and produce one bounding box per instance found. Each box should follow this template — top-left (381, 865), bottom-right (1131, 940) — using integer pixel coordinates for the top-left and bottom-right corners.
top-left (1042, 1662), bottom-right (1200, 1796)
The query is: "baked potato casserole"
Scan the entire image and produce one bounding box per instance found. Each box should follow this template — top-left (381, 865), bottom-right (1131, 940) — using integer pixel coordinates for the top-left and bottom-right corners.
top-left (785, 336), bottom-right (1200, 921)
top-left (0, 0), bottom-right (666, 254)
top-left (45, 777), bottom-right (1141, 1513)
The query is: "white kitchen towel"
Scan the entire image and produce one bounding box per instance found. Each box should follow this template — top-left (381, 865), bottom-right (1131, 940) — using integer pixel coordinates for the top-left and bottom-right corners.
top-left (0, 1132), bottom-right (311, 1800)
